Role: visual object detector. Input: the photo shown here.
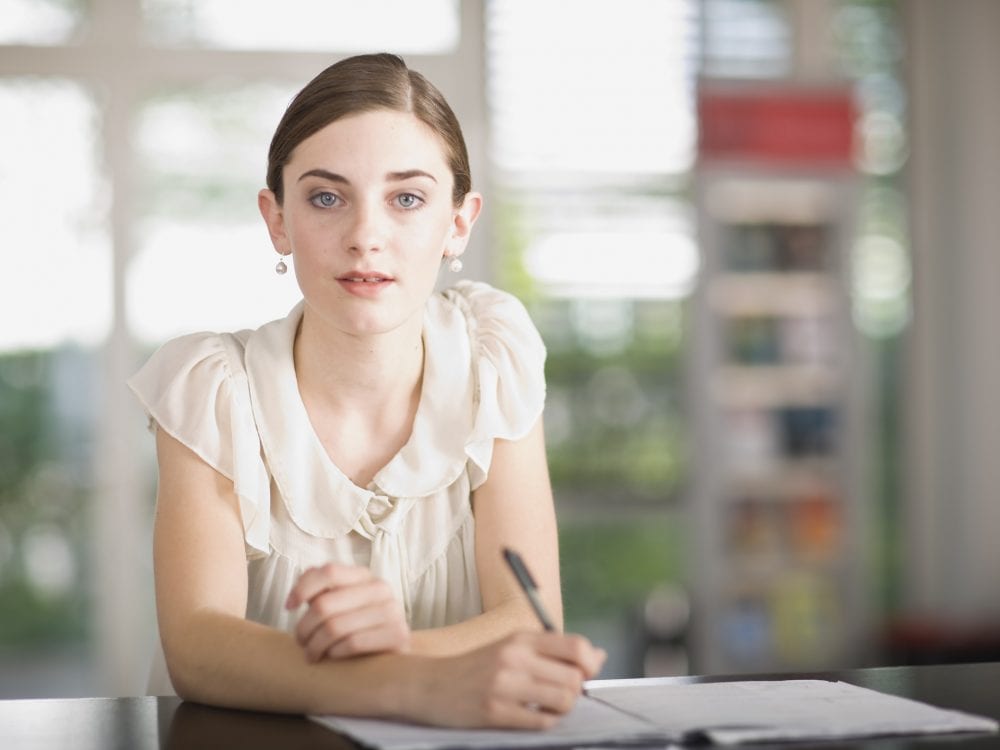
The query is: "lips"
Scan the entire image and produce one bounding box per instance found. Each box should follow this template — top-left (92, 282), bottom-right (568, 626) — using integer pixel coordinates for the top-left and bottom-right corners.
top-left (337, 272), bottom-right (393, 283)
top-left (336, 271), bottom-right (394, 298)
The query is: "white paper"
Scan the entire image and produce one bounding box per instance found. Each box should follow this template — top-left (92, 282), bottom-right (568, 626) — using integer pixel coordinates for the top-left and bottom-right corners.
top-left (311, 693), bottom-right (666, 750)
top-left (588, 679), bottom-right (1000, 745)
top-left (311, 678), bottom-right (999, 749)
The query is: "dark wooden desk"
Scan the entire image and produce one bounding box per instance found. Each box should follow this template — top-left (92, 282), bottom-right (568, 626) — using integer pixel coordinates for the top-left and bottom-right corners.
top-left (2, 661), bottom-right (998, 749)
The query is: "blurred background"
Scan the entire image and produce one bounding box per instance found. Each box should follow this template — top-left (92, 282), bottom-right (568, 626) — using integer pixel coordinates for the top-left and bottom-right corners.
top-left (1, 0), bottom-right (998, 697)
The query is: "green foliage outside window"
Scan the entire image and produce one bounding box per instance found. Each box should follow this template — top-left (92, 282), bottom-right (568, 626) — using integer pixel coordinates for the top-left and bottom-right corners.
top-left (0, 350), bottom-right (91, 646)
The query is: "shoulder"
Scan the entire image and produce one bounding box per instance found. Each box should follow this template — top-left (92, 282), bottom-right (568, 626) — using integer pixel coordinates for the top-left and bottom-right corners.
top-left (145, 329), bottom-right (251, 375)
top-left (128, 329), bottom-right (253, 403)
top-left (440, 280), bottom-right (533, 322)
top-left (128, 326), bottom-right (276, 560)
top-left (437, 281), bottom-right (545, 361)
top-left (433, 283), bottom-right (547, 485)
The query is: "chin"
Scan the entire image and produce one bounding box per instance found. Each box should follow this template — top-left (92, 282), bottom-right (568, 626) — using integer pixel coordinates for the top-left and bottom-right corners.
top-left (340, 308), bottom-right (420, 338)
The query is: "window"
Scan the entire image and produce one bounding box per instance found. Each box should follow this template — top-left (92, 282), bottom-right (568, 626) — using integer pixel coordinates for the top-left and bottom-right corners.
top-left (487, 0), bottom-right (699, 675)
top-left (130, 83), bottom-right (301, 343)
top-left (0, 0), bottom-right (469, 698)
top-left (0, 77), bottom-right (105, 696)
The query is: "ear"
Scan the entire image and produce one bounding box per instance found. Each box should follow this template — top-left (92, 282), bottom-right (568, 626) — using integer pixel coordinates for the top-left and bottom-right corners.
top-left (444, 191), bottom-right (483, 259)
top-left (258, 189), bottom-right (290, 254)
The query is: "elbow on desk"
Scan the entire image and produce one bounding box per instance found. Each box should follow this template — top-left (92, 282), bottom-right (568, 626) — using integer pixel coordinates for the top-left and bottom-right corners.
top-left (157, 620), bottom-right (239, 707)
top-left (160, 642), bottom-right (209, 704)
top-left (155, 608), bottom-right (267, 708)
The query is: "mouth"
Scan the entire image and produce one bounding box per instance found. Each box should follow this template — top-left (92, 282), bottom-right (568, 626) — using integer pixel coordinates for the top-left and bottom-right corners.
top-left (336, 272), bottom-right (395, 298)
top-left (337, 273), bottom-right (394, 283)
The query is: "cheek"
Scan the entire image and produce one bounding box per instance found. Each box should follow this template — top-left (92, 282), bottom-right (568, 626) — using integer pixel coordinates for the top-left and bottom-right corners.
top-left (421, 211), bottom-right (455, 250)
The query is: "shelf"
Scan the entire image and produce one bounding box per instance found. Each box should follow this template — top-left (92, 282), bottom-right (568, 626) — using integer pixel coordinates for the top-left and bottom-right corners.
top-left (703, 177), bottom-right (842, 225)
top-left (720, 559), bottom-right (848, 593)
top-left (722, 460), bottom-right (840, 498)
top-left (709, 272), bottom-right (839, 317)
top-left (711, 365), bottom-right (841, 408)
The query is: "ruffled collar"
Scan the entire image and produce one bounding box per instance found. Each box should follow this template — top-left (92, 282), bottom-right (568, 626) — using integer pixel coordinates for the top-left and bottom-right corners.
top-left (243, 296), bottom-right (475, 539)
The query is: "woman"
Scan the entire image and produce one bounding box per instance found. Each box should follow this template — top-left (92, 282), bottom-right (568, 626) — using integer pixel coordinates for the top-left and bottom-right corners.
top-left (129, 53), bottom-right (605, 728)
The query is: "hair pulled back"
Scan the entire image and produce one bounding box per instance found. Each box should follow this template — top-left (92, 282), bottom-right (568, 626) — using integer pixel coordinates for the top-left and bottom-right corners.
top-left (266, 53), bottom-right (471, 207)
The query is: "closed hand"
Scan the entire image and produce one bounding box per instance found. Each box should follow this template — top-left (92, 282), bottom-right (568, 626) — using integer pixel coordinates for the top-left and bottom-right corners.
top-left (285, 563), bottom-right (411, 662)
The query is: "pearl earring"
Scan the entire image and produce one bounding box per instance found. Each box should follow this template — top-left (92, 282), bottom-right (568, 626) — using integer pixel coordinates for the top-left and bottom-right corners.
top-left (275, 254), bottom-right (288, 275)
top-left (449, 257), bottom-right (463, 273)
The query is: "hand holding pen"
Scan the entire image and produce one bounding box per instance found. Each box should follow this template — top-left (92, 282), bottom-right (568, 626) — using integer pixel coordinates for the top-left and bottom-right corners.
top-left (503, 547), bottom-right (606, 695)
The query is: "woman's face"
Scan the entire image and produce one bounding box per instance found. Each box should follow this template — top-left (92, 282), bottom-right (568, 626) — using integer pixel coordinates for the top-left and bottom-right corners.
top-left (259, 108), bottom-right (480, 338)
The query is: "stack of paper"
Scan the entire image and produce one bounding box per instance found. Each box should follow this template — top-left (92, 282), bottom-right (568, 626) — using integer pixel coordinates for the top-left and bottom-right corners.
top-left (311, 678), bottom-right (999, 749)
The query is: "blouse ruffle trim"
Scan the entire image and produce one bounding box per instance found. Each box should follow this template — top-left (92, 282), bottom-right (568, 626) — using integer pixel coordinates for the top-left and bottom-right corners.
top-left (127, 332), bottom-right (272, 559)
top-left (448, 281), bottom-right (547, 490)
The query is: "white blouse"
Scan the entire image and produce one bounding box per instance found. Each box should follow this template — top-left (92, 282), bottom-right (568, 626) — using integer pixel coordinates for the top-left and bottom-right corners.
top-left (128, 281), bottom-right (547, 695)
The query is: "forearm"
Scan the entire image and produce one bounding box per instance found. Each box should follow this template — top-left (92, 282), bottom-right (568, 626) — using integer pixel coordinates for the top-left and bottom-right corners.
top-left (163, 606), bottom-right (605, 729)
top-left (163, 609), bottom-right (423, 717)
top-left (409, 597), bottom-right (547, 656)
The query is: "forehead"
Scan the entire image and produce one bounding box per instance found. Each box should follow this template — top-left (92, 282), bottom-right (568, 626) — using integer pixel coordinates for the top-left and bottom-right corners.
top-left (289, 109), bottom-right (451, 172)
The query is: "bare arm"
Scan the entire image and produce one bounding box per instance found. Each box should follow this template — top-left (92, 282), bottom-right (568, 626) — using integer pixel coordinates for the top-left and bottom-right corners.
top-left (153, 425), bottom-right (602, 723)
top-left (409, 415), bottom-right (564, 655)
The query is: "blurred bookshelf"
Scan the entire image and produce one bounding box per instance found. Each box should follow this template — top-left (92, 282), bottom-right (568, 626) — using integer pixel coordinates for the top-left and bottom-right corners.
top-left (687, 81), bottom-right (871, 674)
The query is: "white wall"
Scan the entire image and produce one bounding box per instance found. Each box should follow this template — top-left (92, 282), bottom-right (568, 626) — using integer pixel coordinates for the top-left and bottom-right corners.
top-left (903, 0), bottom-right (1000, 622)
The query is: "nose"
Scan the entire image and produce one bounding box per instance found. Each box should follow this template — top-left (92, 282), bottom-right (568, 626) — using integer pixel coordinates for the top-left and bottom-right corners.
top-left (345, 199), bottom-right (386, 254)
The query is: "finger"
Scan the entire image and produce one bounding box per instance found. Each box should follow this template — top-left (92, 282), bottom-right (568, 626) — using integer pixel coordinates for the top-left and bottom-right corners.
top-left (294, 581), bottom-right (395, 646)
top-left (532, 633), bottom-right (607, 678)
top-left (285, 563), bottom-right (374, 609)
top-left (477, 668), bottom-right (574, 728)
top-left (515, 678), bottom-right (581, 717)
top-left (522, 649), bottom-right (589, 694)
top-left (324, 617), bottom-right (411, 659)
top-left (303, 602), bottom-right (407, 662)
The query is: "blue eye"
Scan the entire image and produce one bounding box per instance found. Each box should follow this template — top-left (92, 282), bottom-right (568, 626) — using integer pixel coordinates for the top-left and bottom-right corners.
top-left (310, 192), bottom-right (338, 208)
top-left (396, 193), bottom-right (422, 209)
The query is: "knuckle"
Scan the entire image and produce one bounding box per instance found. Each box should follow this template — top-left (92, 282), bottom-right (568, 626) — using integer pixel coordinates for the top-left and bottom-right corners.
top-left (495, 647), bottom-right (520, 670)
top-left (566, 633), bottom-right (588, 653)
top-left (314, 595), bottom-right (337, 619)
top-left (320, 617), bottom-right (344, 640)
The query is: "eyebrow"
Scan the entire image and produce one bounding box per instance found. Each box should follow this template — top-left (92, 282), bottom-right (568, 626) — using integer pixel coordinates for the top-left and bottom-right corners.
top-left (296, 168), bottom-right (438, 184)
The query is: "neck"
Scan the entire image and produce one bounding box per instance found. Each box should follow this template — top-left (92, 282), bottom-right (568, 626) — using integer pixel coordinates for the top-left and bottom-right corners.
top-left (293, 306), bottom-right (425, 417)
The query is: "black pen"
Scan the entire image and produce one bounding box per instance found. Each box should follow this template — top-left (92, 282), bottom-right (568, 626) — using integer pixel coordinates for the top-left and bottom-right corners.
top-left (503, 547), bottom-right (557, 632)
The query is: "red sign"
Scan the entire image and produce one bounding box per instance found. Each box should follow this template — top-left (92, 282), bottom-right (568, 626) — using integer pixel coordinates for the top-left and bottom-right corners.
top-left (698, 86), bottom-right (857, 167)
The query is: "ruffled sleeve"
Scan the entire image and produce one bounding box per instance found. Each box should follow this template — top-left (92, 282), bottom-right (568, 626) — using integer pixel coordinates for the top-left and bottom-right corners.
top-left (447, 281), bottom-right (548, 489)
top-left (127, 332), bottom-right (271, 560)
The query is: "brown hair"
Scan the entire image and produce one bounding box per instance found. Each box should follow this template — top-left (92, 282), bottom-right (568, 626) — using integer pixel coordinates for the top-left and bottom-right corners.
top-left (266, 53), bottom-right (471, 207)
